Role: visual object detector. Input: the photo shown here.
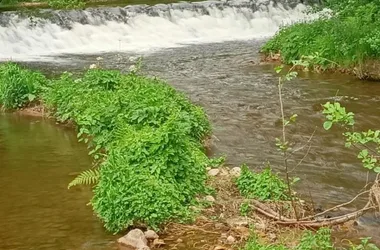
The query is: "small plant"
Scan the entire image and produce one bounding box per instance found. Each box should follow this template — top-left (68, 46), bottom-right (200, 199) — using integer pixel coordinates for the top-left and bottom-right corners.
top-left (323, 102), bottom-right (380, 173)
top-left (0, 62), bottom-right (47, 109)
top-left (236, 164), bottom-right (288, 201)
top-left (239, 201), bottom-right (251, 216)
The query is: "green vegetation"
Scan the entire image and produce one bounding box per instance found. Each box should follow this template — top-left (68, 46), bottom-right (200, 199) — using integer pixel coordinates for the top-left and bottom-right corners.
top-left (0, 62), bottom-right (211, 233)
top-left (0, 0), bottom-right (85, 9)
top-left (323, 101), bottom-right (380, 173)
top-left (243, 228), bottom-right (379, 250)
top-left (236, 164), bottom-right (289, 201)
top-left (262, 0), bottom-right (380, 74)
top-left (0, 62), bottom-right (47, 109)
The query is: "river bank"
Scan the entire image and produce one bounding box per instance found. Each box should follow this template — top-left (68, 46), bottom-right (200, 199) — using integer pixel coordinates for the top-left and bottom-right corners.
top-left (260, 1), bottom-right (380, 81)
top-left (2, 61), bottom-right (379, 250)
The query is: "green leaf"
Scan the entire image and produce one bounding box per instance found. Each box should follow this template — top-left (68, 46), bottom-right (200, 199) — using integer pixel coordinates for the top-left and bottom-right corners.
top-left (275, 65), bottom-right (284, 74)
top-left (323, 121), bottom-right (333, 130)
top-left (374, 167), bottom-right (380, 173)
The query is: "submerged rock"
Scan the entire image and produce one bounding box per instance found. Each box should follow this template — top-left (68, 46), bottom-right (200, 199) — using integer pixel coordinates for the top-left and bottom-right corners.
top-left (117, 229), bottom-right (150, 250)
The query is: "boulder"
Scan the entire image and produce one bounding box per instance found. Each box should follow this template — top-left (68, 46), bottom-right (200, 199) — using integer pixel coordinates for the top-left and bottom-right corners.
top-left (117, 229), bottom-right (150, 250)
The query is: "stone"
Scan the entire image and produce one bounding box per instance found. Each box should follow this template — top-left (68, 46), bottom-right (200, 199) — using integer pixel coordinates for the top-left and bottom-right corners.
top-left (208, 168), bottom-right (220, 176)
top-left (117, 229), bottom-right (150, 250)
top-left (144, 230), bottom-right (159, 240)
top-left (153, 239), bottom-right (166, 247)
top-left (235, 226), bottom-right (250, 238)
top-left (230, 167), bottom-right (241, 177)
top-left (205, 195), bottom-right (216, 203)
top-left (226, 236), bottom-right (236, 244)
top-left (226, 217), bottom-right (250, 227)
top-left (176, 238), bottom-right (183, 243)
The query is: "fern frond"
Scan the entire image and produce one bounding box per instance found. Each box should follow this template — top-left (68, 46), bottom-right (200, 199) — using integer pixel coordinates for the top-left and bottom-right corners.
top-left (68, 168), bottom-right (100, 189)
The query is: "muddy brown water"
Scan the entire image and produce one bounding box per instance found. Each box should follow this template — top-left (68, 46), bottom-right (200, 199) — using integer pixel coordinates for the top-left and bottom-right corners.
top-left (2, 39), bottom-right (380, 248)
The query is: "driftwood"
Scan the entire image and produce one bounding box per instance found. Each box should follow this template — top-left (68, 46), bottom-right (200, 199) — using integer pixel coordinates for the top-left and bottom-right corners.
top-left (250, 177), bottom-right (380, 229)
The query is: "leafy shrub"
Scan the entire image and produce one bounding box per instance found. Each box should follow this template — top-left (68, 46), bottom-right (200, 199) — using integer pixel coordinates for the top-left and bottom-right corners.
top-left (262, 1), bottom-right (380, 69)
top-left (43, 68), bottom-right (211, 233)
top-left (236, 164), bottom-right (288, 201)
top-left (0, 62), bottom-right (47, 109)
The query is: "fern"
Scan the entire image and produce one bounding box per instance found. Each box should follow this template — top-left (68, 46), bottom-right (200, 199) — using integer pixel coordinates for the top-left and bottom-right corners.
top-left (68, 168), bottom-right (100, 189)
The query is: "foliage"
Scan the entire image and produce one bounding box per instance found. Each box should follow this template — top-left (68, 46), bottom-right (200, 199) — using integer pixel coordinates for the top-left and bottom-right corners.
top-left (0, 62), bottom-right (47, 109)
top-left (262, 1), bottom-right (380, 69)
top-left (242, 228), bottom-right (333, 250)
top-left (42, 67), bottom-right (211, 233)
top-left (323, 102), bottom-right (380, 173)
top-left (68, 168), bottom-right (100, 188)
top-left (236, 164), bottom-right (288, 201)
top-left (47, 0), bottom-right (85, 9)
top-left (239, 200), bottom-right (250, 216)
top-left (0, 0), bottom-right (85, 9)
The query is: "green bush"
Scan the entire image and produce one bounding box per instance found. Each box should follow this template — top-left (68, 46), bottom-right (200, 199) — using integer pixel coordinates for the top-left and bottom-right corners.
top-left (236, 164), bottom-right (288, 201)
top-left (43, 68), bottom-right (211, 233)
top-left (0, 62), bottom-right (47, 109)
top-left (261, 1), bottom-right (380, 69)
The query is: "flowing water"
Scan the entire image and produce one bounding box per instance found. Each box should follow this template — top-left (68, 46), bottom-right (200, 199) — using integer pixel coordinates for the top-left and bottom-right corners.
top-left (1, 0), bottom-right (380, 249)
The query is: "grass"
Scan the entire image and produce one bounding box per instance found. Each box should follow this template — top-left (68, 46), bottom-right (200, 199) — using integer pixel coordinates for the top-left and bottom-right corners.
top-left (261, 0), bottom-right (380, 75)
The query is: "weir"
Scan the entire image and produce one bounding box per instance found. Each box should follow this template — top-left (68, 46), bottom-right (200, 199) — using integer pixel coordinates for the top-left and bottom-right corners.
top-left (0, 0), bottom-right (313, 60)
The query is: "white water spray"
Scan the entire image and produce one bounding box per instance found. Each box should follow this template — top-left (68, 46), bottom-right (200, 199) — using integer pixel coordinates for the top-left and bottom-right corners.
top-left (0, 1), bottom-right (312, 61)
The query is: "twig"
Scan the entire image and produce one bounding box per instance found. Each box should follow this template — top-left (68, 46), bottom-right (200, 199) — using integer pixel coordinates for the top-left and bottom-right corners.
top-left (301, 190), bottom-right (370, 220)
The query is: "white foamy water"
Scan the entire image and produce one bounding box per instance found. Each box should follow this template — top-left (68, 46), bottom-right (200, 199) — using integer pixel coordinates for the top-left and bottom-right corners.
top-left (0, 1), bottom-right (312, 61)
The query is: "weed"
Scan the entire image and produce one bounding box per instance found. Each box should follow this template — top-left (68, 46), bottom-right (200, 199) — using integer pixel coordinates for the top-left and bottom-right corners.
top-left (236, 164), bottom-right (288, 201)
top-left (0, 63), bottom-right (47, 109)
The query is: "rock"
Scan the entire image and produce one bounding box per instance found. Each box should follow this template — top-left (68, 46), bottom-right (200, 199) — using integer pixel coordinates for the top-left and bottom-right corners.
top-left (235, 226), bottom-right (250, 238)
top-left (230, 167), bottom-right (241, 177)
top-left (226, 217), bottom-right (250, 227)
top-left (208, 168), bottom-right (220, 176)
top-left (89, 63), bottom-right (98, 69)
top-left (226, 236), bottom-right (236, 244)
top-left (176, 238), bottom-right (183, 243)
top-left (144, 230), bottom-right (159, 240)
top-left (205, 195), bottom-right (216, 203)
top-left (117, 229), bottom-right (149, 250)
top-left (152, 239), bottom-right (165, 247)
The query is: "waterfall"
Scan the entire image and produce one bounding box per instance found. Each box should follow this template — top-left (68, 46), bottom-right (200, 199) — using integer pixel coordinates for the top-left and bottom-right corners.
top-left (0, 0), bottom-right (314, 61)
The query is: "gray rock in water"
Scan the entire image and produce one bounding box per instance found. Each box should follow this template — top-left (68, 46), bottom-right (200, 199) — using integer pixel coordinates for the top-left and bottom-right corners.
top-left (144, 229), bottom-right (159, 240)
top-left (117, 229), bottom-right (150, 250)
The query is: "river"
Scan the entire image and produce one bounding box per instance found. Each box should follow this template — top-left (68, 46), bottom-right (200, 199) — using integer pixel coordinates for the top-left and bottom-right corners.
top-left (1, 0), bottom-right (380, 249)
